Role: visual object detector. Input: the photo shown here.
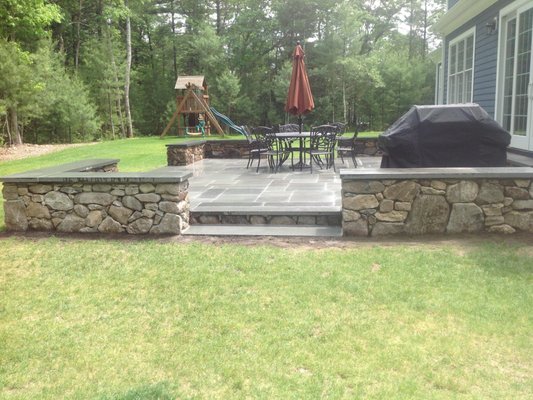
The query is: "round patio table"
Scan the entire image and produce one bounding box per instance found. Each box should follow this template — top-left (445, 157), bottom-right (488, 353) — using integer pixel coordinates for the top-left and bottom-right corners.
top-left (274, 131), bottom-right (310, 170)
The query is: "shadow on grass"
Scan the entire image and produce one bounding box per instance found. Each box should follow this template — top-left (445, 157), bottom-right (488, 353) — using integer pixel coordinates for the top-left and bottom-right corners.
top-left (100, 383), bottom-right (174, 400)
top-left (465, 241), bottom-right (533, 278)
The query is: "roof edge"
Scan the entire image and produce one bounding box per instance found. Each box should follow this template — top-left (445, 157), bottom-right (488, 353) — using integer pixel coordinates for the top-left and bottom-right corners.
top-left (432, 0), bottom-right (498, 36)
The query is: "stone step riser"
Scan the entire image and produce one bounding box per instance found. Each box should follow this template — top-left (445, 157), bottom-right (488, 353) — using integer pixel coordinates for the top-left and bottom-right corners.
top-left (184, 224), bottom-right (343, 237)
top-left (191, 213), bottom-right (341, 226)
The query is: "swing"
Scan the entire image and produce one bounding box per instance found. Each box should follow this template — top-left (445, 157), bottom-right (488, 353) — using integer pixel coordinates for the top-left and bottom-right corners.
top-left (186, 119), bottom-right (205, 136)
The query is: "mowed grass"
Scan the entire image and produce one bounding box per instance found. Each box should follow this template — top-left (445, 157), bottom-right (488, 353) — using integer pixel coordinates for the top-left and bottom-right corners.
top-left (0, 136), bottom-right (218, 230)
top-left (0, 238), bottom-right (532, 399)
top-left (0, 136), bottom-right (228, 177)
top-left (1, 134), bottom-right (530, 398)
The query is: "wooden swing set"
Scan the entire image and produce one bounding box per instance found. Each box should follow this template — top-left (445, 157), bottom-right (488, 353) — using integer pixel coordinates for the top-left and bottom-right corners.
top-left (160, 75), bottom-right (224, 138)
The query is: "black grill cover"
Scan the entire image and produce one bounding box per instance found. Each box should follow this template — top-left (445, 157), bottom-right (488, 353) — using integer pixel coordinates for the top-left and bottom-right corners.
top-left (379, 104), bottom-right (511, 168)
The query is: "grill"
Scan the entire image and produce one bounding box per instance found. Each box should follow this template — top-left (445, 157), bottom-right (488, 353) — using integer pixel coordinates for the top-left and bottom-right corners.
top-left (379, 104), bottom-right (511, 168)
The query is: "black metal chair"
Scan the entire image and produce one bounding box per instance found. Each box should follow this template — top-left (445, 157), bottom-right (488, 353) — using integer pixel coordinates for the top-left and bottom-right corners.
top-left (278, 124), bottom-right (305, 168)
top-left (242, 126), bottom-right (267, 169)
top-left (329, 122), bottom-right (347, 134)
top-left (337, 129), bottom-right (360, 167)
top-left (306, 125), bottom-right (338, 173)
top-left (256, 133), bottom-right (291, 173)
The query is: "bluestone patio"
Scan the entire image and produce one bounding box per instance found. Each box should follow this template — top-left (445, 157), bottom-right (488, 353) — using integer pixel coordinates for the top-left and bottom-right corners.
top-left (175, 157), bottom-right (381, 236)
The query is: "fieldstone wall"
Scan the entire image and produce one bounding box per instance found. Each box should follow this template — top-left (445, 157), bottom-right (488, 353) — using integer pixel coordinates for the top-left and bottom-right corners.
top-left (167, 138), bottom-right (381, 166)
top-left (167, 140), bottom-right (249, 166)
top-left (3, 181), bottom-right (190, 234)
top-left (167, 143), bottom-right (205, 166)
top-left (342, 177), bottom-right (533, 236)
top-left (353, 138), bottom-right (381, 156)
top-left (192, 212), bottom-right (340, 226)
top-left (204, 140), bottom-right (249, 159)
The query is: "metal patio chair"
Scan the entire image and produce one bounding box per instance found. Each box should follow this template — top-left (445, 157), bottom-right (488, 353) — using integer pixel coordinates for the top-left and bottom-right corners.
top-left (337, 129), bottom-right (360, 167)
top-left (306, 125), bottom-right (338, 173)
top-left (256, 133), bottom-right (291, 173)
top-left (242, 126), bottom-right (267, 169)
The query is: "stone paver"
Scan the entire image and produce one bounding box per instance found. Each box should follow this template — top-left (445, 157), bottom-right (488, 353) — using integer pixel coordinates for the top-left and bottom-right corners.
top-left (174, 158), bottom-right (370, 213)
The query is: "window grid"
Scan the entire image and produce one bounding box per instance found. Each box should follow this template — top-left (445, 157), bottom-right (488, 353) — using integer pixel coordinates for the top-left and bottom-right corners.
top-left (503, 18), bottom-right (517, 132)
top-left (513, 8), bottom-right (532, 135)
top-left (448, 33), bottom-right (474, 104)
top-left (503, 7), bottom-right (532, 137)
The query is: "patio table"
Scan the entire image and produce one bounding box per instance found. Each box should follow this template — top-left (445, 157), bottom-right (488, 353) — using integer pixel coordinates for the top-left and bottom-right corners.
top-left (274, 131), bottom-right (311, 170)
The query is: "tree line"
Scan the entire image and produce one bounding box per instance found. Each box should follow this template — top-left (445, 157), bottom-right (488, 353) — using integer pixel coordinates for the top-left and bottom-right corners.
top-left (0, 0), bottom-right (445, 146)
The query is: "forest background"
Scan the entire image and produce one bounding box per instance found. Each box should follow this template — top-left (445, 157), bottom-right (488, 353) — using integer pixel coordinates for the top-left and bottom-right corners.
top-left (0, 0), bottom-right (446, 146)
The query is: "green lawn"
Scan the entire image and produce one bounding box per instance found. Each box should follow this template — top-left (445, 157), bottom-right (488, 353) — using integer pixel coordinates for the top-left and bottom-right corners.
top-left (0, 136), bottom-right (234, 177)
top-left (1, 136), bottom-right (531, 399)
top-left (0, 238), bottom-right (531, 399)
top-left (355, 130), bottom-right (381, 138)
top-left (0, 136), bottom-right (211, 230)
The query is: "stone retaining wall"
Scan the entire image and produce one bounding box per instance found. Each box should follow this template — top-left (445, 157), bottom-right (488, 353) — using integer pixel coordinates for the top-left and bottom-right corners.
top-left (1, 160), bottom-right (191, 235)
top-left (204, 140), bottom-right (249, 159)
top-left (167, 138), bottom-right (381, 166)
top-left (341, 168), bottom-right (533, 236)
top-left (192, 212), bottom-right (341, 226)
top-left (167, 142), bottom-right (205, 166)
top-left (353, 137), bottom-right (381, 156)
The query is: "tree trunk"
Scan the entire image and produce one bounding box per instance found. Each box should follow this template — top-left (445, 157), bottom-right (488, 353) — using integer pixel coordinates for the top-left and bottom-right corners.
top-left (124, 1), bottom-right (134, 138)
top-left (107, 90), bottom-right (116, 139)
top-left (342, 36), bottom-right (347, 123)
top-left (74, 0), bottom-right (83, 72)
top-left (170, 1), bottom-right (178, 80)
top-left (106, 23), bottom-right (126, 138)
top-left (8, 107), bottom-right (22, 146)
top-left (117, 98), bottom-right (126, 138)
top-left (215, 0), bottom-right (222, 35)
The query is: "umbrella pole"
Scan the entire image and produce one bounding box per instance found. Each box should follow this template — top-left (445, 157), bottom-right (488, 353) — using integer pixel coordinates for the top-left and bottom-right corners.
top-left (298, 115), bottom-right (304, 170)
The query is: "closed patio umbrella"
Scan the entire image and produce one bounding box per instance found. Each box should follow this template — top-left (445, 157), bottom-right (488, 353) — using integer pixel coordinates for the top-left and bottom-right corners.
top-left (285, 41), bottom-right (314, 133)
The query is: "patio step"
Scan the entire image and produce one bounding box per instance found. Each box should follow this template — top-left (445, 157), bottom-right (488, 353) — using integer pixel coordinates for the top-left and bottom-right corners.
top-left (183, 224), bottom-right (343, 237)
top-left (190, 206), bottom-right (342, 227)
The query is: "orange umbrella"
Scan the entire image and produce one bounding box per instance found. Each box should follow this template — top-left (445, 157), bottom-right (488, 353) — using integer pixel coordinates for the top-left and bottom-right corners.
top-left (285, 42), bottom-right (314, 133)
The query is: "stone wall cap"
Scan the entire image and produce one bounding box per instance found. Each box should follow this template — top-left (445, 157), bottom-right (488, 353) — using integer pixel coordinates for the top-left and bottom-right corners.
top-left (0, 159), bottom-right (119, 182)
top-left (166, 140), bottom-right (206, 148)
top-left (204, 139), bottom-right (248, 144)
top-left (166, 138), bottom-right (248, 148)
top-left (0, 159), bottom-right (120, 179)
top-left (340, 167), bottom-right (533, 180)
top-left (0, 159), bottom-right (192, 183)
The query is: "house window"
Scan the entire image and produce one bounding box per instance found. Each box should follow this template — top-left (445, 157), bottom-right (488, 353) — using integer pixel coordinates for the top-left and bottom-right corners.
top-left (501, 6), bottom-right (532, 136)
top-left (447, 29), bottom-right (475, 104)
top-left (435, 61), bottom-right (444, 104)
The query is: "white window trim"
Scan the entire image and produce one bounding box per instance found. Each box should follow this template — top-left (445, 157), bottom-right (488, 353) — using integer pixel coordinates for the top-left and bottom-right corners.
top-left (500, 0), bottom-right (532, 17)
top-left (495, 0), bottom-right (533, 125)
top-left (447, 26), bottom-right (476, 104)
